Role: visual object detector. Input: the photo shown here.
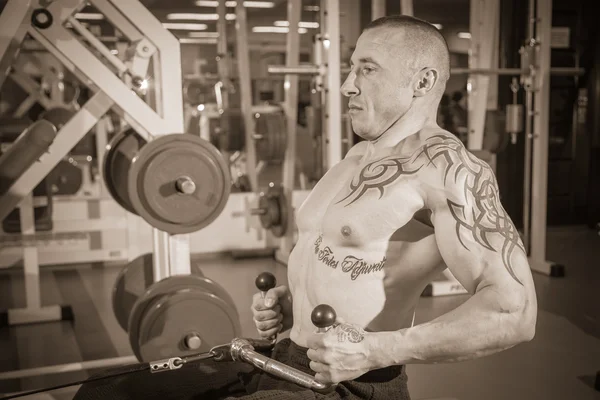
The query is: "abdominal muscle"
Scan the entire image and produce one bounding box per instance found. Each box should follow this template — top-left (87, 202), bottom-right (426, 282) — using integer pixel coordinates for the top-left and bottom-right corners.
top-left (287, 225), bottom-right (444, 348)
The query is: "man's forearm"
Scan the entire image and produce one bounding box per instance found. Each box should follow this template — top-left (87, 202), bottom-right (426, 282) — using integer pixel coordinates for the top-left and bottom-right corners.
top-left (371, 286), bottom-right (535, 367)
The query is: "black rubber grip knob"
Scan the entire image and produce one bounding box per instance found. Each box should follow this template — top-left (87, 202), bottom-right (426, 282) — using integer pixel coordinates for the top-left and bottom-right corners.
top-left (311, 304), bottom-right (336, 329)
top-left (255, 272), bottom-right (277, 292)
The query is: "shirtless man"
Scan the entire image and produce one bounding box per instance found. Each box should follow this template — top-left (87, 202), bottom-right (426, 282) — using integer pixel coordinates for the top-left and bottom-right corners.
top-left (73, 15), bottom-right (537, 400)
top-left (251, 14), bottom-right (537, 396)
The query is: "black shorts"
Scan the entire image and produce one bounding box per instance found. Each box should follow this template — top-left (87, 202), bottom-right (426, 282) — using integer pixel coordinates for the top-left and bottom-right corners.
top-left (74, 338), bottom-right (410, 400)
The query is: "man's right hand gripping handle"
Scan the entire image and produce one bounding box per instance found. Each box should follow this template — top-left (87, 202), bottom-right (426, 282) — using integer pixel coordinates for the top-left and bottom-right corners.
top-left (252, 272), bottom-right (293, 340)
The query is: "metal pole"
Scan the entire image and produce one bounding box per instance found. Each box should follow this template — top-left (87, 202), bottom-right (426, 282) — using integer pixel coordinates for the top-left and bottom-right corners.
top-left (234, 1), bottom-right (259, 192)
top-left (216, 0), bottom-right (231, 166)
top-left (400, 0), bottom-right (414, 16)
top-left (372, 0), bottom-right (385, 20)
top-left (267, 65), bottom-right (584, 76)
top-left (324, 0), bottom-right (342, 170)
top-left (530, 0), bottom-right (551, 265)
top-left (522, 0), bottom-right (537, 254)
top-left (277, 0), bottom-right (301, 263)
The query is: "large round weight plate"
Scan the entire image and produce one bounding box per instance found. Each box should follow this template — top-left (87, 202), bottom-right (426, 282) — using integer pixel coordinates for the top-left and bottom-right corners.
top-left (111, 253), bottom-right (153, 332)
top-left (128, 134), bottom-right (231, 234)
top-left (103, 129), bottom-right (146, 215)
top-left (137, 288), bottom-right (241, 361)
top-left (127, 273), bottom-right (234, 361)
top-left (113, 254), bottom-right (204, 332)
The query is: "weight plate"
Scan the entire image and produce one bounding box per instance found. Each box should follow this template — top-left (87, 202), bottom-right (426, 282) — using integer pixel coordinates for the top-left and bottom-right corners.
top-left (128, 134), bottom-right (231, 234)
top-left (113, 253), bottom-right (204, 332)
top-left (254, 109), bottom-right (287, 161)
top-left (102, 128), bottom-right (146, 215)
top-left (270, 186), bottom-right (288, 238)
top-left (137, 288), bottom-right (241, 362)
top-left (257, 186), bottom-right (288, 237)
top-left (47, 159), bottom-right (83, 195)
top-left (127, 273), bottom-right (234, 361)
top-left (111, 253), bottom-right (154, 332)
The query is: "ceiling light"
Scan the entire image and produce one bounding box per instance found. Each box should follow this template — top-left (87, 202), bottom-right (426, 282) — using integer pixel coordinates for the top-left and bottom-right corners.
top-left (458, 32), bottom-right (472, 39)
top-left (74, 13), bottom-right (104, 20)
top-left (304, 6), bottom-right (320, 11)
top-left (179, 38), bottom-right (218, 44)
top-left (274, 21), bottom-right (319, 29)
top-left (194, 1), bottom-right (275, 8)
top-left (166, 13), bottom-right (236, 20)
top-left (252, 26), bottom-right (307, 34)
top-left (162, 23), bottom-right (208, 31)
top-left (188, 32), bottom-right (219, 38)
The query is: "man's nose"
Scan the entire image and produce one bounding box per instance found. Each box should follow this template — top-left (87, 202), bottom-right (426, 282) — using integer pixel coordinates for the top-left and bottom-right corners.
top-left (340, 71), bottom-right (358, 97)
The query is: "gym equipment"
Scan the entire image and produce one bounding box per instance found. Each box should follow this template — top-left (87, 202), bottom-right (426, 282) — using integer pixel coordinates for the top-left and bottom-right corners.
top-left (2, 178), bottom-right (53, 233)
top-left (146, 301), bottom-right (336, 392)
top-left (111, 253), bottom-right (217, 332)
top-left (39, 106), bottom-right (75, 130)
top-left (103, 129), bottom-right (231, 234)
top-left (46, 158), bottom-right (84, 196)
top-left (0, 120), bottom-right (57, 198)
top-left (135, 282), bottom-right (240, 362)
top-left (111, 253), bottom-right (240, 361)
top-left (255, 271), bottom-right (278, 341)
top-left (2, 301), bottom-right (336, 399)
top-left (211, 106), bottom-right (288, 162)
top-left (254, 106), bottom-right (288, 162)
top-left (250, 185), bottom-right (288, 238)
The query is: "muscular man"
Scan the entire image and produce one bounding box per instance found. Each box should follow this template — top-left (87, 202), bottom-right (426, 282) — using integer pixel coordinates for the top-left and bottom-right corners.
top-left (74, 15), bottom-right (536, 400)
top-left (252, 14), bottom-right (537, 396)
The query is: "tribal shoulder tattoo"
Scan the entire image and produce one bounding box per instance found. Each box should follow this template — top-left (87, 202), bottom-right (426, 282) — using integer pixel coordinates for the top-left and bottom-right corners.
top-left (335, 134), bottom-right (525, 285)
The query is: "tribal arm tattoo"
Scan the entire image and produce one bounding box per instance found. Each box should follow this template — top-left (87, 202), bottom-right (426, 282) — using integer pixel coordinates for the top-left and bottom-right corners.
top-left (336, 134), bottom-right (525, 285)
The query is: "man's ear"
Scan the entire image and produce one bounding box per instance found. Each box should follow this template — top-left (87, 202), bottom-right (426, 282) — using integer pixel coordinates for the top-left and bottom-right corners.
top-left (413, 68), bottom-right (439, 97)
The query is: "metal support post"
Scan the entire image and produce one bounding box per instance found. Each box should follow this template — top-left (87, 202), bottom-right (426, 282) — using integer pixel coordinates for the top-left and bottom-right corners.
top-left (323, 0), bottom-right (342, 170)
top-left (527, 0), bottom-right (563, 277)
top-left (372, 0), bottom-right (385, 20)
top-left (467, 0), bottom-right (500, 152)
top-left (235, 1), bottom-right (259, 192)
top-left (275, 0), bottom-right (301, 265)
top-left (1, 194), bottom-right (67, 326)
top-left (400, 0), bottom-right (414, 16)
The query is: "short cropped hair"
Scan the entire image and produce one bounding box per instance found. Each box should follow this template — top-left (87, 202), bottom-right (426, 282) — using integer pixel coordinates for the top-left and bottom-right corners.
top-left (364, 15), bottom-right (451, 85)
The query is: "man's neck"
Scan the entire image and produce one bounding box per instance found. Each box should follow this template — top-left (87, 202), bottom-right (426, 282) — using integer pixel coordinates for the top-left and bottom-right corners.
top-left (370, 113), bottom-right (435, 152)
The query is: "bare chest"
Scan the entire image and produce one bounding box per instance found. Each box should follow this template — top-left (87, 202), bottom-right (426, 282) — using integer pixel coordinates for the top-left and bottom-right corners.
top-left (297, 155), bottom-right (425, 244)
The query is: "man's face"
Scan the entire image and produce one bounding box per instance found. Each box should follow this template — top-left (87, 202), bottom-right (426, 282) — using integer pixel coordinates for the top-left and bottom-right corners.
top-left (341, 27), bottom-right (416, 141)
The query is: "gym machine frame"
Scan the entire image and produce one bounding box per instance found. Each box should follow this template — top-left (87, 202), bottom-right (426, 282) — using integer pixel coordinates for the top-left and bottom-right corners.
top-left (0, 0), bottom-right (192, 379)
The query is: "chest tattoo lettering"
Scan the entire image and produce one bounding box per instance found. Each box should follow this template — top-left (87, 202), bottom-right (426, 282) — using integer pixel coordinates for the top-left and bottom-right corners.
top-left (314, 235), bottom-right (386, 280)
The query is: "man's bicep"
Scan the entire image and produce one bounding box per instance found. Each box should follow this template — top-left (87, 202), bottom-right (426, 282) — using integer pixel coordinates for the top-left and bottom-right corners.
top-left (430, 171), bottom-right (531, 295)
top-left (431, 204), bottom-right (528, 295)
